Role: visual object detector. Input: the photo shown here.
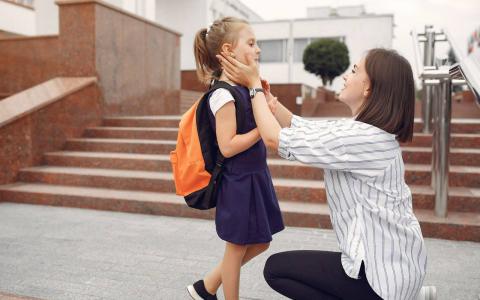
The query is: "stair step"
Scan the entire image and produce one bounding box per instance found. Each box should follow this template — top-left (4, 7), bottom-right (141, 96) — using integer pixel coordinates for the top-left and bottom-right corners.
top-left (18, 166), bottom-right (176, 193)
top-left (43, 152), bottom-right (480, 188)
top-left (64, 138), bottom-right (176, 154)
top-left (44, 151), bottom-right (171, 172)
top-left (16, 167), bottom-right (480, 213)
top-left (83, 128), bottom-right (480, 149)
top-left (102, 116), bottom-right (181, 128)
top-left (403, 133), bottom-right (480, 148)
top-left (266, 146), bottom-right (480, 166)
top-left (400, 147), bottom-right (480, 166)
top-left (414, 118), bottom-right (480, 133)
top-left (100, 116), bottom-right (480, 133)
top-left (0, 183), bottom-right (478, 242)
top-left (84, 127), bottom-right (178, 140)
top-left (64, 138), bottom-right (480, 166)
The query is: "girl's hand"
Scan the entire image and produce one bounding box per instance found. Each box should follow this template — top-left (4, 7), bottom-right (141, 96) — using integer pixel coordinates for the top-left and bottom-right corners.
top-left (216, 52), bottom-right (261, 88)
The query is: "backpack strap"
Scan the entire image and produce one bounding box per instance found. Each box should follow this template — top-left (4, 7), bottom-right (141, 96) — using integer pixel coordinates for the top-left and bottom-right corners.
top-left (207, 80), bottom-right (246, 133)
top-left (206, 80), bottom-right (247, 170)
top-left (195, 80), bottom-right (247, 173)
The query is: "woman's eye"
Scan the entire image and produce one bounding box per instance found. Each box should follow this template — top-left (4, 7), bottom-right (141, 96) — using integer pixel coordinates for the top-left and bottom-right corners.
top-left (351, 69), bottom-right (356, 74)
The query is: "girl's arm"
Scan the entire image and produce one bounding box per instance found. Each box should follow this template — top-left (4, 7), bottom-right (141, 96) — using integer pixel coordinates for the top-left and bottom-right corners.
top-left (217, 53), bottom-right (283, 150)
top-left (215, 101), bottom-right (261, 158)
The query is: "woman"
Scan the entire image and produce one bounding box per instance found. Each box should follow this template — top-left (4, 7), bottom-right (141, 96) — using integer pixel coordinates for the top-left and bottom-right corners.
top-left (217, 48), bottom-right (427, 300)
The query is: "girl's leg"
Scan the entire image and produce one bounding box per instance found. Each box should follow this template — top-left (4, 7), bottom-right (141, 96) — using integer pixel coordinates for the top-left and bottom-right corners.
top-left (204, 243), bottom-right (270, 294)
top-left (263, 250), bottom-right (382, 300)
top-left (221, 242), bottom-right (248, 300)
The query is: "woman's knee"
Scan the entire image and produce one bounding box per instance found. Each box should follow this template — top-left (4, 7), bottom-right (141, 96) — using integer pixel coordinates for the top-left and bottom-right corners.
top-left (263, 252), bottom-right (285, 282)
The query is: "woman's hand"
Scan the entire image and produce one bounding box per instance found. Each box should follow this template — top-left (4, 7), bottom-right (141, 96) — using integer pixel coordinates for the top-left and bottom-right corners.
top-left (261, 79), bottom-right (278, 115)
top-left (216, 52), bottom-right (261, 88)
top-left (267, 96), bottom-right (278, 115)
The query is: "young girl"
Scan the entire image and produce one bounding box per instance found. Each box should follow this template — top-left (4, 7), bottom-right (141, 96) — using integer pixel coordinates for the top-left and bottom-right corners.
top-left (187, 17), bottom-right (284, 300)
top-left (218, 48), bottom-right (428, 299)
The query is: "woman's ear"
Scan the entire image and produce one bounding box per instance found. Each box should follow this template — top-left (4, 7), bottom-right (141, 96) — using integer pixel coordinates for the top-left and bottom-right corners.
top-left (363, 80), bottom-right (371, 98)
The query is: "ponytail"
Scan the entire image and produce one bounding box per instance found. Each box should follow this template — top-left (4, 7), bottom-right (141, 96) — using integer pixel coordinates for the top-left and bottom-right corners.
top-left (194, 28), bottom-right (218, 85)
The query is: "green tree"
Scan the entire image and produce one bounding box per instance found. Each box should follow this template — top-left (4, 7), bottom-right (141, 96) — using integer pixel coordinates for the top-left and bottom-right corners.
top-left (303, 38), bottom-right (350, 86)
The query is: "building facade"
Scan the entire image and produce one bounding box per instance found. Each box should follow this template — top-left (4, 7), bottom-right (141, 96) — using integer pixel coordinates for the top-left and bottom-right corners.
top-left (251, 6), bottom-right (394, 91)
top-left (0, 1), bottom-right (394, 91)
top-left (0, 0), bottom-right (261, 70)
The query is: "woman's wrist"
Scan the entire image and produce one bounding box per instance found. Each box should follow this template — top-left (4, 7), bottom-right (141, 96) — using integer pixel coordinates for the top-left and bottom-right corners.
top-left (249, 78), bottom-right (262, 89)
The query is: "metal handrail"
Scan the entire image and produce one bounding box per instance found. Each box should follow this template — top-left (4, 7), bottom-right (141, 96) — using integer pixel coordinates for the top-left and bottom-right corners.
top-left (412, 25), bottom-right (480, 218)
top-left (444, 29), bottom-right (480, 107)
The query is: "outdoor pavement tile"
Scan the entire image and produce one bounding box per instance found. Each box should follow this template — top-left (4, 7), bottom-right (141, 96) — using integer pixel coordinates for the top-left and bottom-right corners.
top-left (0, 203), bottom-right (478, 300)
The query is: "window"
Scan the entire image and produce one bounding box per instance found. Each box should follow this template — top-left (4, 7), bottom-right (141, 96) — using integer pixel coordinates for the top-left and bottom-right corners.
top-left (258, 40), bottom-right (287, 63)
top-left (293, 39), bottom-right (308, 62)
top-left (6, 0), bottom-right (34, 8)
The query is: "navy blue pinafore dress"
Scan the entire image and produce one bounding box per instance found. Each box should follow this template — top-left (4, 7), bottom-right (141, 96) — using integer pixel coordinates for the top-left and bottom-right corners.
top-left (207, 85), bottom-right (285, 245)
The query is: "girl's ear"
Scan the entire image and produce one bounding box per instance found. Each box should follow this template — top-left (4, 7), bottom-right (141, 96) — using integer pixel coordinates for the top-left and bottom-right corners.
top-left (221, 43), bottom-right (233, 56)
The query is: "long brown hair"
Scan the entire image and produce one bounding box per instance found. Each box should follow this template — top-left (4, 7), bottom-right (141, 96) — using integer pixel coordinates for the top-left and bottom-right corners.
top-left (356, 48), bottom-right (415, 143)
top-left (194, 17), bottom-right (249, 85)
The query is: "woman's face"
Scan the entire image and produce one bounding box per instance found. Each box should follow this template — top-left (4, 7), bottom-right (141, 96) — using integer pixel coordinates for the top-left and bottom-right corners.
top-left (338, 57), bottom-right (371, 115)
top-left (230, 25), bottom-right (261, 67)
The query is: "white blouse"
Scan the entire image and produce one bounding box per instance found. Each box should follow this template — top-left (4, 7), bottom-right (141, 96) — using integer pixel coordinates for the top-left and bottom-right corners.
top-left (278, 115), bottom-right (427, 300)
top-left (209, 88), bottom-right (234, 116)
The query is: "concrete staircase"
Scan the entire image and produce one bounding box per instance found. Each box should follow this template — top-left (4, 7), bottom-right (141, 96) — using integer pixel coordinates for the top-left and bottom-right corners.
top-left (1, 116), bottom-right (479, 242)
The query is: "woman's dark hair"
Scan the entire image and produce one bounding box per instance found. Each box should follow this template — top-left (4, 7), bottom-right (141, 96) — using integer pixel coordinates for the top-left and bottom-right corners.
top-left (355, 48), bottom-right (415, 143)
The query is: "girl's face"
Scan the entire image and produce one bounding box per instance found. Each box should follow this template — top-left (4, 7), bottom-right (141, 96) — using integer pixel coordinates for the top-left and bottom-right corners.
top-left (227, 25), bottom-right (261, 66)
top-left (338, 57), bottom-right (371, 116)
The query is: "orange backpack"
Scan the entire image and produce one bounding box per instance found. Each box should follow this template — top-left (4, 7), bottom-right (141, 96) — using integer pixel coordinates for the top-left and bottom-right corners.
top-left (170, 81), bottom-right (245, 210)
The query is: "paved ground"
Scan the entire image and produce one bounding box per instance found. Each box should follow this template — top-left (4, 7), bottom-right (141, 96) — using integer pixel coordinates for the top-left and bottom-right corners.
top-left (0, 203), bottom-right (479, 300)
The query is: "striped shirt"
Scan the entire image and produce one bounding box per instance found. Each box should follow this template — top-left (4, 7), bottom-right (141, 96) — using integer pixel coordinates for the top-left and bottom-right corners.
top-left (278, 115), bottom-right (427, 300)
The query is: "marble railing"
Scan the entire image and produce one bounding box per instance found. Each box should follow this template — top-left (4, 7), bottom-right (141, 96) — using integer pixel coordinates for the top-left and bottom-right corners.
top-left (0, 77), bottom-right (101, 185)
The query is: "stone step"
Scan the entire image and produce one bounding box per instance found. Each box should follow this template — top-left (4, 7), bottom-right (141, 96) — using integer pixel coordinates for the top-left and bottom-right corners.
top-left (266, 147), bottom-right (480, 166)
top-left (16, 167), bottom-right (480, 213)
top-left (102, 116), bottom-right (181, 128)
top-left (83, 126), bottom-right (480, 149)
top-left (64, 138), bottom-right (176, 154)
top-left (84, 127), bottom-right (178, 140)
top-left (101, 116), bottom-right (480, 133)
top-left (402, 133), bottom-right (480, 148)
top-left (43, 152), bottom-right (480, 188)
top-left (44, 151), bottom-right (172, 172)
top-left (0, 183), bottom-right (478, 242)
top-left (414, 119), bottom-right (480, 134)
top-left (399, 147), bottom-right (480, 167)
top-left (64, 138), bottom-right (480, 166)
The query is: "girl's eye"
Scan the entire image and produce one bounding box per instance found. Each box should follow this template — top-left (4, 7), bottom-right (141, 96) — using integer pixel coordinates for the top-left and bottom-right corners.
top-left (351, 69), bottom-right (356, 74)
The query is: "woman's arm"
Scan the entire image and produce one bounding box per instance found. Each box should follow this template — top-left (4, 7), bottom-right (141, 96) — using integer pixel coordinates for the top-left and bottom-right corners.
top-left (215, 101), bottom-right (261, 158)
top-left (250, 90), bottom-right (282, 150)
top-left (261, 79), bottom-right (293, 128)
top-left (273, 101), bottom-right (293, 129)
